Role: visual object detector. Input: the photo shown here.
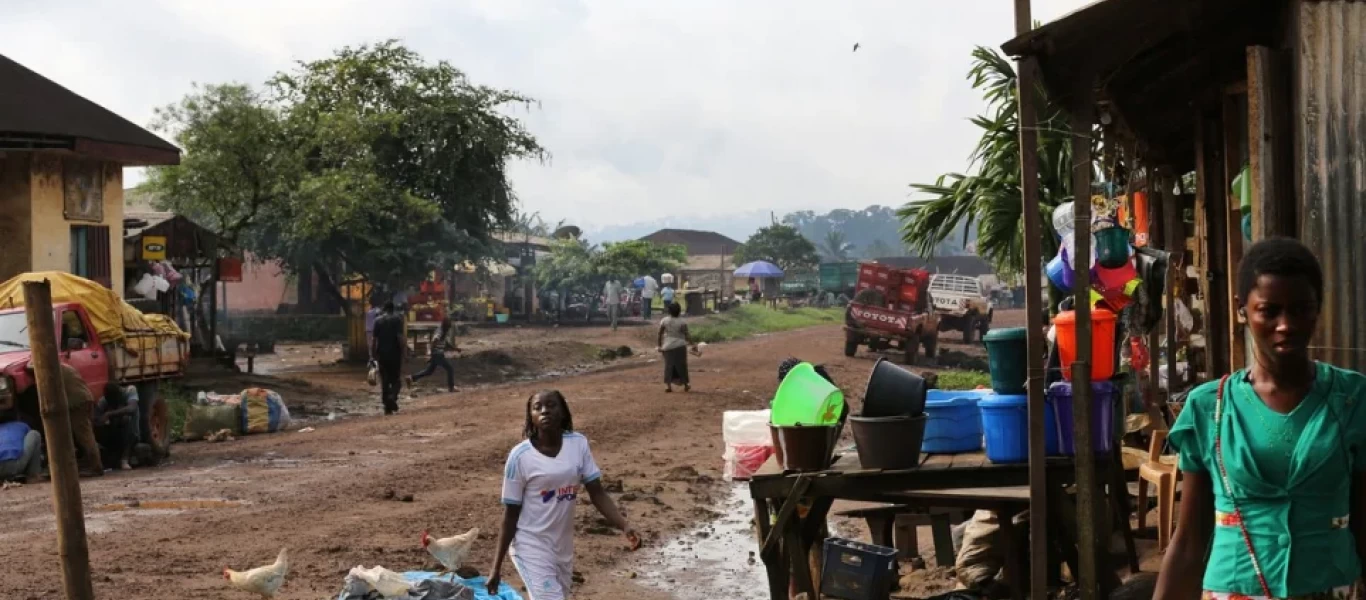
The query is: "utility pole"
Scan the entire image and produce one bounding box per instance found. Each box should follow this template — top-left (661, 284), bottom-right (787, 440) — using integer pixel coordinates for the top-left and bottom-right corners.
top-left (23, 279), bottom-right (95, 600)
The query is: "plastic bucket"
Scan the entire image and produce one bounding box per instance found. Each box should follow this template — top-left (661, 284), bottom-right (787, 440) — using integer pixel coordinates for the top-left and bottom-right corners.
top-left (770, 424), bottom-right (838, 471)
top-left (983, 327), bottom-right (1029, 394)
top-left (1045, 381), bottom-right (1117, 456)
top-left (1095, 226), bottom-right (1132, 269)
top-left (1046, 254), bottom-right (1071, 292)
top-left (979, 393), bottom-right (1062, 463)
top-left (1052, 307), bottom-right (1117, 381)
top-left (850, 414), bottom-right (927, 470)
top-left (771, 363), bottom-right (844, 426)
top-left (861, 358), bottom-right (928, 418)
top-left (921, 391), bottom-right (984, 453)
top-left (495, 313), bottom-right (510, 324)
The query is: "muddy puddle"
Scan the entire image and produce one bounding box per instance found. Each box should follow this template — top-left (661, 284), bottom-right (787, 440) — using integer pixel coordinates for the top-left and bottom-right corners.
top-left (633, 484), bottom-right (768, 600)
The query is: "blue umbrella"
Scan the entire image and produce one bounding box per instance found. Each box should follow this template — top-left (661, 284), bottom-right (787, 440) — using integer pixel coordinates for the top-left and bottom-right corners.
top-left (734, 261), bottom-right (784, 278)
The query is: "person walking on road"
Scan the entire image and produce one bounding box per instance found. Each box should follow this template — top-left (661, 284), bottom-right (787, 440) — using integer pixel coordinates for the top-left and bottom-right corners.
top-left (370, 301), bottom-right (406, 415)
top-left (407, 317), bottom-right (459, 392)
top-left (640, 275), bottom-right (659, 321)
top-left (657, 302), bottom-right (694, 393)
top-left (488, 390), bottom-right (639, 600)
top-left (603, 279), bottom-right (622, 331)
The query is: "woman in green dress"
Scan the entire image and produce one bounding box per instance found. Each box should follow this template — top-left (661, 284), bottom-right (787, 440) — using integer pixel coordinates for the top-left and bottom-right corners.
top-left (1155, 238), bottom-right (1366, 599)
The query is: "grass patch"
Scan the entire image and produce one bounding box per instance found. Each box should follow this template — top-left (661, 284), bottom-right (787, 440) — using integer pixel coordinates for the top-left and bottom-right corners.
top-left (160, 382), bottom-right (194, 442)
top-left (689, 305), bottom-right (843, 344)
top-left (933, 369), bottom-right (992, 390)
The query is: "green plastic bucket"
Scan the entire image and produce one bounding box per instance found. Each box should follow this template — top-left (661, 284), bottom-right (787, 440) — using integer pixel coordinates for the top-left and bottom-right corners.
top-left (983, 327), bottom-right (1028, 394)
top-left (771, 362), bottom-right (844, 426)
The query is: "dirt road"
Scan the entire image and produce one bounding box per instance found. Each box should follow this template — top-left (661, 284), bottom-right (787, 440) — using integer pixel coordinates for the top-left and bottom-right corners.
top-left (0, 314), bottom-right (1013, 599)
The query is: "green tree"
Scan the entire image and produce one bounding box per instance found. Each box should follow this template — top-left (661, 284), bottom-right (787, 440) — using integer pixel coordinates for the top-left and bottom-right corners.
top-left (147, 41), bottom-right (544, 308)
top-left (819, 230), bottom-right (855, 262)
top-left (733, 224), bottom-right (820, 271)
top-left (899, 46), bottom-right (1096, 275)
top-left (863, 239), bottom-right (895, 259)
top-left (146, 83), bottom-right (296, 247)
top-left (534, 238), bottom-right (685, 320)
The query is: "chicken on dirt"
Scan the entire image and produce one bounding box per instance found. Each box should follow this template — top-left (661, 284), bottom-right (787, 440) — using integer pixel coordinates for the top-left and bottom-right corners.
top-left (422, 527), bottom-right (480, 580)
top-left (224, 548), bottom-right (288, 598)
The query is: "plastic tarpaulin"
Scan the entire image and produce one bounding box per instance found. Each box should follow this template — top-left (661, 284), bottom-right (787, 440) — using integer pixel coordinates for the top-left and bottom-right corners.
top-left (0, 272), bottom-right (189, 346)
top-left (337, 571), bottom-right (521, 600)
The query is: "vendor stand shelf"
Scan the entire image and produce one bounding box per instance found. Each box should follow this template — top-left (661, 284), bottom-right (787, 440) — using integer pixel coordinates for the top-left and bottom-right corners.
top-left (749, 451), bottom-right (1125, 600)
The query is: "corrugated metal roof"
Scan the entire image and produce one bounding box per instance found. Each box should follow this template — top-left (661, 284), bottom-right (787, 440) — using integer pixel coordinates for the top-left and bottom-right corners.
top-left (0, 53), bottom-right (179, 165)
top-left (1297, 1), bottom-right (1366, 372)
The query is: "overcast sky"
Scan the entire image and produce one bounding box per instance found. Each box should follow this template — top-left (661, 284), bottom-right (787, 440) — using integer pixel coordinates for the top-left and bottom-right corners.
top-left (2, 0), bottom-right (1089, 239)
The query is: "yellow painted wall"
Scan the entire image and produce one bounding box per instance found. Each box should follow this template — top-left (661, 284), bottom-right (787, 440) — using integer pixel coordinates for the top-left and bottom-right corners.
top-left (28, 153), bottom-right (125, 296)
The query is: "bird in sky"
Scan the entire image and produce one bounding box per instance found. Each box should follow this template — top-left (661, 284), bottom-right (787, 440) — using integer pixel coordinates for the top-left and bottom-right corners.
top-left (852, 43), bottom-right (861, 52)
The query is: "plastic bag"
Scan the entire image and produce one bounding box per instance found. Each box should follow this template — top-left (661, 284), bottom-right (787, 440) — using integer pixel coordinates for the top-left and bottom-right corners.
top-left (367, 361), bottom-right (379, 387)
top-left (132, 274), bottom-right (156, 299)
top-left (337, 571), bottom-right (513, 600)
top-left (724, 444), bottom-right (774, 481)
top-left (955, 510), bottom-right (1002, 587)
top-left (722, 410), bottom-right (773, 481)
top-left (239, 388), bottom-right (291, 434)
top-left (183, 404), bottom-right (241, 441)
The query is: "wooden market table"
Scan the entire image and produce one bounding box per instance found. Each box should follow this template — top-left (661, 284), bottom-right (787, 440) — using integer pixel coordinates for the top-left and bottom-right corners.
top-left (748, 451), bottom-right (1121, 600)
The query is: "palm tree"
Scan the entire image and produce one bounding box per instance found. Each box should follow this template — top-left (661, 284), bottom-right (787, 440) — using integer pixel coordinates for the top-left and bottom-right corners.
top-left (820, 230), bottom-right (856, 262)
top-left (899, 46), bottom-right (1099, 276)
top-left (863, 239), bottom-right (896, 259)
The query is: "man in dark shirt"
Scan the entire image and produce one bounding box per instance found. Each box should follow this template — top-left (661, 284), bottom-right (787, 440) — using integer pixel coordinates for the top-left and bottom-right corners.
top-left (94, 383), bottom-right (140, 470)
top-left (370, 302), bottom-right (407, 415)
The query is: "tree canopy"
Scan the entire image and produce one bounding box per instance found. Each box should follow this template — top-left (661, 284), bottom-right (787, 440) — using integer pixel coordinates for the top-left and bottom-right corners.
top-left (819, 231), bottom-right (854, 262)
top-left (534, 239), bottom-right (685, 298)
top-left (733, 224), bottom-right (820, 271)
top-left (899, 46), bottom-right (1095, 275)
top-left (147, 40), bottom-right (545, 301)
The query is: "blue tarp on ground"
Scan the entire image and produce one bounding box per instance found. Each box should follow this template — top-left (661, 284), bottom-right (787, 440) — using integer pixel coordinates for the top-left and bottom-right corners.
top-left (336, 570), bottom-right (522, 600)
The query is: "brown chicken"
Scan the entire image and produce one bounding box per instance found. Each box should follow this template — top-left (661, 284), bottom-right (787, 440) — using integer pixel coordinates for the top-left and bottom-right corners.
top-left (421, 527), bottom-right (480, 577)
top-left (224, 548), bottom-right (289, 598)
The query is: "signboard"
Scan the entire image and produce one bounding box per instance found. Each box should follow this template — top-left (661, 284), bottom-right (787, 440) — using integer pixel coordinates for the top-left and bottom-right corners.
top-left (141, 235), bottom-right (167, 261)
top-left (218, 257), bottom-right (244, 282)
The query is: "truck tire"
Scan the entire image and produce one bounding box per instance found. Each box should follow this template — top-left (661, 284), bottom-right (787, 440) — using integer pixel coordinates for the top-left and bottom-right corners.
top-left (978, 313), bottom-right (991, 337)
top-left (844, 334), bottom-right (859, 357)
top-left (963, 315), bottom-right (978, 344)
top-left (137, 381), bottom-right (171, 463)
top-left (902, 334), bottom-right (920, 365)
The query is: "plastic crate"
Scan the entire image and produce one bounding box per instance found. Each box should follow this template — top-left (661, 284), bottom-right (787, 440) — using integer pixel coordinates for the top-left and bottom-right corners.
top-left (820, 537), bottom-right (898, 600)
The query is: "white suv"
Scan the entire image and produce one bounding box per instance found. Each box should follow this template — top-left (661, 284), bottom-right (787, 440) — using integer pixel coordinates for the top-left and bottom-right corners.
top-left (929, 274), bottom-right (993, 343)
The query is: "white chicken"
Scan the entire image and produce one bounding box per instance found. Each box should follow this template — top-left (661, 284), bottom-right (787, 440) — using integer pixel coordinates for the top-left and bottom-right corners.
top-left (349, 565), bottom-right (412, 598)
top-left (421, 527), bottom-right (480, 579)
top-left (223, 548), bottom-right (288, 598)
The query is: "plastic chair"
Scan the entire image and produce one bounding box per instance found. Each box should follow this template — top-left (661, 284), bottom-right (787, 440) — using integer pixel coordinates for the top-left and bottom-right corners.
top-left (1136, 429), bottom-right (1179, 551)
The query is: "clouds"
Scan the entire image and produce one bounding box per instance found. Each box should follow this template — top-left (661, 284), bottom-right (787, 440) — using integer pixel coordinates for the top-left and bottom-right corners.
top-left (0, 0), bottom-right (1088, 238)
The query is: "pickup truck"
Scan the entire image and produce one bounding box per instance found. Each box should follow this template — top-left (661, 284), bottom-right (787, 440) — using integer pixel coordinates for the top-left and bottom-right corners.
top-left (843, 298), bottom-right (940, 365)
top-left (0, 302), bottom-right (187, 462)
top-left (929, 273), bottom-right (993, 343)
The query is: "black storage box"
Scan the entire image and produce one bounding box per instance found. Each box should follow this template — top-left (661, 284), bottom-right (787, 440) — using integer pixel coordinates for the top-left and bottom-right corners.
top-left (820, 537), bottom-right (899, 600)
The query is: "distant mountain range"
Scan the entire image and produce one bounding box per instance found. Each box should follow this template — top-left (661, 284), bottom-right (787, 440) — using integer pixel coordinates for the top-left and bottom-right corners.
top-left (583, 205), bottom-right (976, 260)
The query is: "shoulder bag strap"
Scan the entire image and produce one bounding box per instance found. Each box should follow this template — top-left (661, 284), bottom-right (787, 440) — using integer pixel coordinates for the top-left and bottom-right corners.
top-left (1213, 373), bottom-right (1273, 598)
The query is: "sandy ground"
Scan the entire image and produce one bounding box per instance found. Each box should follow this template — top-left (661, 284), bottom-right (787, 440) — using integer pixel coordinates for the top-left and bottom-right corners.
top-left (0, 311), bottom-right (1024, 600)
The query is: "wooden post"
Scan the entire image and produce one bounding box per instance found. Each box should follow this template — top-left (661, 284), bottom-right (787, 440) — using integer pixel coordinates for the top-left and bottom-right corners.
top-left (22, 280), bottom-right (95, 600)
top-left (1247, 46), bottom-right (1294, 240)
top-left (1011, 2), bottom-right (1050, 597)
top-left (1222, 93), bottom-right (1247, 370)
top-left (1163, 169), bottom-right (1185, 399)
top-left (1196, 109), bottom-right (1231, 377)
top-left (1069, 81), bottom-right (1100, 600)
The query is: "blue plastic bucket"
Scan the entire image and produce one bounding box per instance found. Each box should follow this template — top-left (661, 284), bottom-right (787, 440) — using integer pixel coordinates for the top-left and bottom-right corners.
top-left (979, 393), bottom-right (1061, 463)
top-left (921, 390), bottom-right (989, 454)
top-left (1046, 254), bottom-right (1071, 292)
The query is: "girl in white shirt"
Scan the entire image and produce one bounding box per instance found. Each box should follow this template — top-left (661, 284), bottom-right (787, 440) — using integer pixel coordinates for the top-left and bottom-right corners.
top-left (488, 390), bottom-right (639, 599)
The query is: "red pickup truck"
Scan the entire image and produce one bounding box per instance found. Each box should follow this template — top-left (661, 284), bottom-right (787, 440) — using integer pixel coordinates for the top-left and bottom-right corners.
top-left (0, 302), bottom-right (186, 462)
top-left (843, 263), bottom-right (940, 365)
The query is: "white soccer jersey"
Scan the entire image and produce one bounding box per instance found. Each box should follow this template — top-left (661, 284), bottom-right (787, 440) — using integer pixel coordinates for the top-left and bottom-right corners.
top-left (501, 432), bottom-right (602, 566)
